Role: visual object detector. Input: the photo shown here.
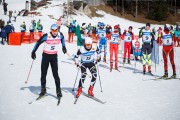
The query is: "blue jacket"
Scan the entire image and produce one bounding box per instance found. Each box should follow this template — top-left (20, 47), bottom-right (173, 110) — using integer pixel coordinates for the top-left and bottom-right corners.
top-left (1, 27), bottom-right (7, 38)
top-left (5, 25), bottom-right (13, 33)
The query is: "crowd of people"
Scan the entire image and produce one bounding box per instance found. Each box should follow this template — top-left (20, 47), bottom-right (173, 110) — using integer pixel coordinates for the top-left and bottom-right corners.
top-left (29, 19), bottom-right (179, 100)
top-left (0, 3), bottom-right (179, 99)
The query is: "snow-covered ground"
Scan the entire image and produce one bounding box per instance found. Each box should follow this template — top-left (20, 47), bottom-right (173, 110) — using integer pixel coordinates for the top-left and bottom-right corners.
top-left (0, 0), bottom-right (180, 120)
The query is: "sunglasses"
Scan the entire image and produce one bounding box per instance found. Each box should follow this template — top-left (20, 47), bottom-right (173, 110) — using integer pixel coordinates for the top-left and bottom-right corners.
top-left (52, 29), bottom-right (58, 32)
top-left (85, 44), bottom-right (92, 47)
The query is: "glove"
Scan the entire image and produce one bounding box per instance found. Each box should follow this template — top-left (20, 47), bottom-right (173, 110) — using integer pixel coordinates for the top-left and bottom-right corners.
top-left (76, 63), bottom-right (80, 68)
top-left (31, 51), bottom-right (36, 60)
top-left (62, 46), bottom-right (67, 54)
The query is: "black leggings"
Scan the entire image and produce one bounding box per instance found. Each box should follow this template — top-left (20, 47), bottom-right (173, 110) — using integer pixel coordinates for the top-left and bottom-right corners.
top-left (78, 62), bottom-right (97, 88)
top-left (41, 53), bottom-right (60, 90)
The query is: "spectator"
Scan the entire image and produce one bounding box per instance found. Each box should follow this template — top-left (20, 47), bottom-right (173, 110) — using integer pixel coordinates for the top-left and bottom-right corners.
top-left (20, 21), bottom-right (26, 41)
top-left (1, 26), bottom-right (7, 45)
top-left (20, 22), bottom-right (26, 32)
top-left (68, 23), bottom-right (75, 43)
top-left (8, 10), bottom-right (13, 22)
top-left (29, 24), bottom-right (34, 39)
top-left (3, 1), bottom-right (8, 15)
top-left (37, 23), bottom-right (43, 32)
top-left (5, 22), bottom-right (13, 44)
top-left (36, 19), bottom-right (40, 31)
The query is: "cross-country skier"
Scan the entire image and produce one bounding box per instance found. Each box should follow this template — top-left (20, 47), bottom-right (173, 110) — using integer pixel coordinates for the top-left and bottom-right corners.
top-left (139, 23), bottom-right (155, 75)
top-left (109, 25), bottom-right (120, 71)
top-left (31, 24), bottom-right (67, 100)
top-left (74, 37), bottom-right (101, 98)
top-left (96, 22), bottom-right (107, 62)
top-left (122, 26), bottom-right (134, 64)
top-left (158, 24), bottom-right (176, 79)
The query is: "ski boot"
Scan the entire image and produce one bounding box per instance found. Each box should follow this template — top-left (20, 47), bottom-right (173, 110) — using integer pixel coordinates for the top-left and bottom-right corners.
top-left (75, 87), bottom-right (82, 98)
top-left (56, 88), bottom-right (62, 99)
top-left (88, 86), bottom-right (94, 97)
top-left (39, 87), bottom-right (46, 97)
top-left (170, 72), bottom-right (176, 79)
top-left (115, 63), bottom-right (118, 70)
top-left (162, 72), bottom-right (168, 79)
top-left (127, 59), bottom-right (131, 64)
top-left (110, 62), bottom-right (113, 72)
top-left (1, 40), bottom-right (4, 45)
top-left (148, 66), bottom-right (153, 76)
top-left (123, 58), bottom-right (126, 64)
top-left (143, 65), bottom-right (146, 75)
top-left (103, 56), bottom-right (106, 62)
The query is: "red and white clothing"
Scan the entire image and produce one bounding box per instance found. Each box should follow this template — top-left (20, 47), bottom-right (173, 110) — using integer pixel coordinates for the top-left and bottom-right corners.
top-left (160, 30), bottom-right (176, 73)
top-left (122, 31), bottom-right (134, 59)
top-left (109, 31), bottom-right (120, 68)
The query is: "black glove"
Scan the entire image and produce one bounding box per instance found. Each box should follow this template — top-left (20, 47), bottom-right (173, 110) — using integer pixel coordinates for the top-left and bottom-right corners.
top-left (31, 51), bottom-right (36, 60)
top-left (76, 63), bottom-right (80, 68)
top-left (62, 46), bottom-right (67, 54)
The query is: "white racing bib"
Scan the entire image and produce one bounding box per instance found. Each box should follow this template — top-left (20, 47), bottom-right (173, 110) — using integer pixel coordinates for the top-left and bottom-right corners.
top-left (43, 33), bottom-right (61, 54)
top-left (142, 30), bottom-right (152, 43)
top-left (98, 29), bottom-right (106, 38)
top-left (162, 32), bottom-right (173, 46)
top-left (80, 45), bottom-right (97, 63)
top-left (111, 32), bottom-right (119, 44)
top-left (124, 32), bottom-right (132, 42)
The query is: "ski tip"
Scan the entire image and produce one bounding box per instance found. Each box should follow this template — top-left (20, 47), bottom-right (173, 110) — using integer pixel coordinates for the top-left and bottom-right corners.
top-left (28, 102), bottom-right (32, 104)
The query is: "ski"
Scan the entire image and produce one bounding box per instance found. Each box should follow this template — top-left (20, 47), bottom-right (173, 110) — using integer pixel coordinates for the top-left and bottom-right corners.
top-left (83, 93), bottom-right (106, 104)
top-left (143, 77), bottom-right (180, 81)
top-left (29, 95), bottom-right (47, 104)
top-left (57, 97), bottom-right (61, 106)
top-left (115, 69), bottom-right (121, 72)
top-left (110, 69), bottom-right (120, 72)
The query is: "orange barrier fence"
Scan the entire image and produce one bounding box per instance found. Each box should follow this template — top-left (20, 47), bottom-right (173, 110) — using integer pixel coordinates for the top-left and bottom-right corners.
top-left (8, 32), bottom-right (43, 45)
top-left (9, 32), bottom-right (21, 45)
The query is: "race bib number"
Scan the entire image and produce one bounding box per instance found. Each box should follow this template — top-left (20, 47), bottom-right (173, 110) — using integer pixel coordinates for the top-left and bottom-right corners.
top-left (163, 38), bottom-right (172, 45)
top-left (112, 37), bottom-right (118, 42)
top-left (100, 33), bottom-right (105, 37)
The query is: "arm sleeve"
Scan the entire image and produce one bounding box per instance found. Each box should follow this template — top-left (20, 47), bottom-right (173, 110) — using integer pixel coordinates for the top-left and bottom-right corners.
top-left (32, 33), bottom-right (48, 52)
top-left (122, 32), bottom-right (126, 40)
top-left (74, 49), bottom-right (81, 63)
top-left (131, 33), bottom-right (134, 40)
top-left (139, 29), bottom-right (143, 38)
top-left (96, 47), bottom-right (101, 58)
top-left (60, 32), bottom-right (65, 47)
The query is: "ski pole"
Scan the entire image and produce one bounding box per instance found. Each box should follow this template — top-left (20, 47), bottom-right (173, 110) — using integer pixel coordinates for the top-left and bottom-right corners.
top-left (72, 68), bottom-right (80, 91)
top-left (96, 63), bottom-right (103, 92)
top-left (134, 56), bottom-right (137, 73)
top-left (66, 52), bottom-right (71, 58)
top-left (174, 47), bottom-right (179, 78)
top-left (25, 60), bottom-right (34, 84)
